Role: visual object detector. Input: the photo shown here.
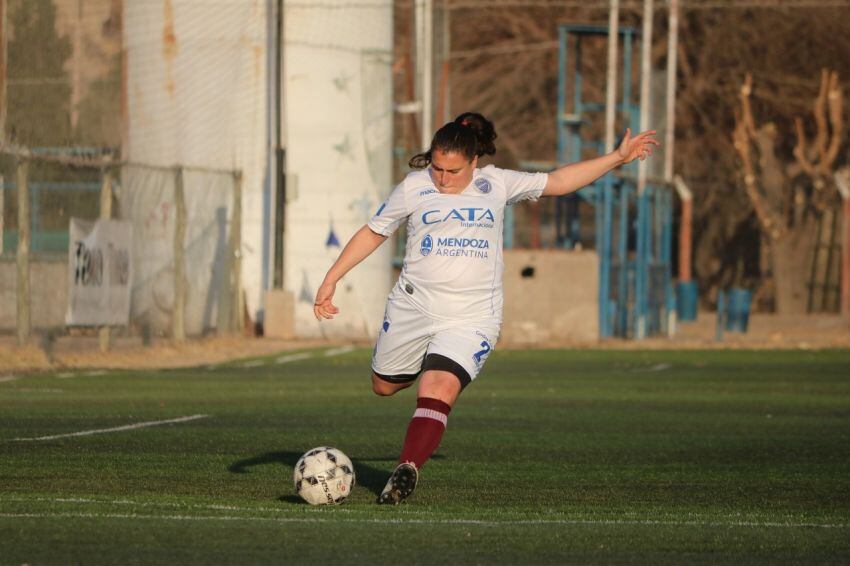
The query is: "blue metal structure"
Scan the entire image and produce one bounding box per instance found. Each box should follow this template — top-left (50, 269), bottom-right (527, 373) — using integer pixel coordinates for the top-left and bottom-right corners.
top-left (1, 147), bottom-right (114, 255)
top-left (556, 24), bottom-right (675, 339)
top-left (1, 181), bottom-right (101, 254)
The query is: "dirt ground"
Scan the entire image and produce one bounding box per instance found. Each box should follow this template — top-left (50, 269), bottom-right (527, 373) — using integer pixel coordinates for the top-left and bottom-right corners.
top-left (1, 313), bottom-right (848, 374)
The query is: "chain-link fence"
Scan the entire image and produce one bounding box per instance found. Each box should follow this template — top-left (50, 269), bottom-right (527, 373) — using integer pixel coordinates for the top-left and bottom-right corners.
top-left (0, 1), bottom-right (252, 344)
top-left (0, 150), bottom-right (243, 343)
top-left (117, 163), bottom-right (243, 339)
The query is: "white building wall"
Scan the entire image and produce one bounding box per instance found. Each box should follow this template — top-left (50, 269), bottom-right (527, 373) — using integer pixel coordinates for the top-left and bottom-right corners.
top-left (123, 0), bottom-right (268, 323)
top-left (283, 2), bottom-right (394, 339)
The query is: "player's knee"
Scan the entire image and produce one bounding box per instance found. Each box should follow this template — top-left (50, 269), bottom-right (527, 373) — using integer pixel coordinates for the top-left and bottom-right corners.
top-left (371, 373), bottom-right (398, 396)
top-left (371, 381), bottom-right (394, 396)
top-left (371, 372), bottom-right (416, 396)
top-left (372, 385), bottom-right (395, 397)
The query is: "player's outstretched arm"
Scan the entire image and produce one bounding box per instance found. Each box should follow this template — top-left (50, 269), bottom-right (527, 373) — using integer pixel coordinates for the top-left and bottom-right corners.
top-left (314, 225), bottom-right (388, 320)
top-left (542, 129), bottom-right (659, 197)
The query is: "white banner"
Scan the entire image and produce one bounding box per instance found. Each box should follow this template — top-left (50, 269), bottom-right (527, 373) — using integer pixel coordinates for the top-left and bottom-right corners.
top-left (66, 218), bottom-right (133, 326)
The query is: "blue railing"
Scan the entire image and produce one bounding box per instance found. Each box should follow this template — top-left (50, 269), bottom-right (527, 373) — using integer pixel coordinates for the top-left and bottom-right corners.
top-left (1, 181), bottom-right (101, 254)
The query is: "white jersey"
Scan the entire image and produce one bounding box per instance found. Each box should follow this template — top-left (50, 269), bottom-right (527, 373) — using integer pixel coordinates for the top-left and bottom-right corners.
top-left (368, 164), bottom-right (548, 322)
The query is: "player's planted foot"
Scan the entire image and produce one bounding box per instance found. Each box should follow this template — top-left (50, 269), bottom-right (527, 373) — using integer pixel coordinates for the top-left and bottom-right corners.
top-left (377, 462), bottom-right (418, 505)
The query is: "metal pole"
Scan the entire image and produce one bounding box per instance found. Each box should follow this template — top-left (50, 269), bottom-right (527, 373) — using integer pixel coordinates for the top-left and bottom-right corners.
top-left (441, 0), bottom-right (451, 124)
top-left (842, 197), bottom-right (850, 316)
top-left (260, 0), bottom-right (278, 324)
top-left (435, 0), bottom-right (450, 129)
top-left (617, 184), bottom-right (630, 336)
top-left (71, 0), bottom-right (84, 130)
top-left (605, 0), bottom-right (620, 154)
top-left (635, 189), bottom-right (650, 339)
top-left (638, 0), bottom-right (653, 194)
top-left (173, 168), bottom-right (186, 342)
top-left (674, 175), bottom-right (693, 281)
top-left (98, 168), bottom-right (113, 352)
top-left (419, 0), bottom-right (434, 149)
top-left (600, 3), bottom-right (619, 340)
top-left (274, 0), bottom-right (286, 294)
top-left (662, 188), bottom-right (675, 335)
top-left (663, 0), bottom-right (679, 182)
top-left (835, 171), bottom-right (850, 316)
top-left (0, 175), bottom-right (4, 253)
top-left (600, 175), bottom-right (614, 338)
top-left (231, 171), bottom-right (244, 331)
top-left (633, 0), bottom-right (654, 339)
top-left (16, 158), bottom-right (30, 346)
top-left (0, 0), bottom-right (7, 142)
top-left (557, 25), bottom-right (567, 165)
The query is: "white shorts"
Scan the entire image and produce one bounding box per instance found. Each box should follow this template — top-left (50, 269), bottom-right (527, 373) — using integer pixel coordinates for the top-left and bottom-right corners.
top-left (371, 291), bottom-right (500, 387)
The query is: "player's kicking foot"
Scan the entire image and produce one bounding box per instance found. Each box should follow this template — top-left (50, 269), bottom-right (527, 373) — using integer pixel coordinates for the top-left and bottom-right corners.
top-left (377, 462), bottom-right (418, 505)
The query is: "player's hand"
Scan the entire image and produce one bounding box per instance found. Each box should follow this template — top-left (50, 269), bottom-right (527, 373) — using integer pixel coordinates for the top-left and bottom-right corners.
top-left (313, 280), bottom-right (340, 320)
top-left (617, 128), bottom-right (660, 164)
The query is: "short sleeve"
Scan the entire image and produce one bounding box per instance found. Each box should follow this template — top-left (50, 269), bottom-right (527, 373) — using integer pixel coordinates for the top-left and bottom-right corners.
top-left (367, 183), bottom-right (408, 236)
top-left (502, 168), bottom-right (549, 205)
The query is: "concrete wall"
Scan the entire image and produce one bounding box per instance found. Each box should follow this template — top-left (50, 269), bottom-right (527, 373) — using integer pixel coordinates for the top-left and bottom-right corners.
top-left (124, 0), bottom-right (268, 322)
top-left (501, 250), bottom-right (599, 345)
top-left (283, 2), bottom-right (393, 339)
top-left (0, 258), bottom-right (68, 330)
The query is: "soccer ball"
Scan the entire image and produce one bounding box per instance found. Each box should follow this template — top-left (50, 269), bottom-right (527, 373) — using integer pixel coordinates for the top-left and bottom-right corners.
top-left (293, 446), bottom-right (356, 505)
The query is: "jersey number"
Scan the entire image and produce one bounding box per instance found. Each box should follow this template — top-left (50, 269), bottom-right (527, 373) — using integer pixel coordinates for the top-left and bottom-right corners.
top-left (473, 341), bottom-right (491, 365)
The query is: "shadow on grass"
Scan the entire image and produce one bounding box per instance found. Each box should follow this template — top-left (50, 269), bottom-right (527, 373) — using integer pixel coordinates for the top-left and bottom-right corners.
top-left (228, 451), bottom-right (399, 497)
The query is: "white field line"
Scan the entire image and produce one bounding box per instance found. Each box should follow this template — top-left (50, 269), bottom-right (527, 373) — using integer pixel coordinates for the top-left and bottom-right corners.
top-left (56, 370), bottom-right (107, 379)
top-left (0, 497), bottom-right (846, 530)
top-left (274, 352), bottom-right (313, 364)
top-left (9, 414), bottom-right (210, 442)
top-left (631, 363), bottom-right (673, 372)
top-left (0, 375), bottom-right (18, 383)
top-left (0, 511), bottom-right (845, 530)
top-left (0, 497), bottom-right (347, 515)
top-left (323, 345), bottom-right (355, 357)
top-left (242, 346), bottom-right (354, 367)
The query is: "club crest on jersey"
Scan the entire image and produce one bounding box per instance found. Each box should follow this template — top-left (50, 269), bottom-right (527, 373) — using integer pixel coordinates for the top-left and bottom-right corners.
top-left (474, 177), bottom-right (491, 194)
top-left (420, 234), bottom-right (433, 256)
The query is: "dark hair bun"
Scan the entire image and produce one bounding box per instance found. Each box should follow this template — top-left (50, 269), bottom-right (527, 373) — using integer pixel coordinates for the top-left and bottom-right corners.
top-left (407, 111), bottom-right (498, 169)
top-left (454, 112), bottom-right (497, 157)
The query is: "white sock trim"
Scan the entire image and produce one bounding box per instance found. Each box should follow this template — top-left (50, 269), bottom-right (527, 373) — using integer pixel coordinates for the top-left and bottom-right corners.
top-left (413, 407), bottom-right (448, 427)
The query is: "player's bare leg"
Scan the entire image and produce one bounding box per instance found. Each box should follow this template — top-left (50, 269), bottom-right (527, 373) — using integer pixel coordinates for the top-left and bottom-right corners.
top-left (417, 370), bottom-right (462, 406)
top-left (370, 372), bottom-right (415, 396)
top-left (378, 371), bottom-right (461, 504)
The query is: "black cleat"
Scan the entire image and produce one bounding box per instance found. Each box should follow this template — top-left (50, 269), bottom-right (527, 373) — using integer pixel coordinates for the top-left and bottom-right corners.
top-left (377, 462), bottom-right (418, 505)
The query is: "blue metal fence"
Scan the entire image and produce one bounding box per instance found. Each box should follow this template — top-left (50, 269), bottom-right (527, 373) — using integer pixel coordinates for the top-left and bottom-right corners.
top-left (1, 181), bottom-right (101, 254)
top-left (556, 23), bottom-right (676, 340)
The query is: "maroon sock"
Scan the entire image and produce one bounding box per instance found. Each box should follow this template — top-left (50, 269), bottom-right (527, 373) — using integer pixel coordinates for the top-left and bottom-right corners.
top-left (398, 397), bottom-right (452, 469)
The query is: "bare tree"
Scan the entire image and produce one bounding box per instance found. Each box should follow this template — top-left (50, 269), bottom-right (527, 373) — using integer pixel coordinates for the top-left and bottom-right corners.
top-left (733, 71), bottom-right (844, 314)
top-left (392, 3), bottom-right (850, 307)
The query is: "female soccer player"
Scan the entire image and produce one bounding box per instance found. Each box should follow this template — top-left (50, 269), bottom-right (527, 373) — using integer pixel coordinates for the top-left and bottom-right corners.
top-left (314, 112), bottom-right (658, 504)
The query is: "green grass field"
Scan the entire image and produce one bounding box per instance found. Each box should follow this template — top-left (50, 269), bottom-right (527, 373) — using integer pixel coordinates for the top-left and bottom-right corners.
top-left (1, 347), bottom-right (849, 564)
